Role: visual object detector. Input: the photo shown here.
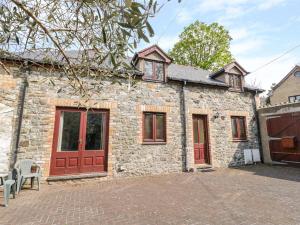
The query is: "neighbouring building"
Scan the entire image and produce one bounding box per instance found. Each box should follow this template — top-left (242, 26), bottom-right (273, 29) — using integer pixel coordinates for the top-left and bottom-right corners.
top-left (0, 45), bottom-right (263, 180)
top-left (269, 65), bottom-right (300, 105)
top-left (258, 102), bottom-right (300, 164)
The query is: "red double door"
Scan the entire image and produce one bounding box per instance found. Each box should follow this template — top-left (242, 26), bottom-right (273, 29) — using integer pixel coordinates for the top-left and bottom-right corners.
top-left (193, 115), bottom-right (210, 164)
top-left (50, 108), bottom-right (109, 176)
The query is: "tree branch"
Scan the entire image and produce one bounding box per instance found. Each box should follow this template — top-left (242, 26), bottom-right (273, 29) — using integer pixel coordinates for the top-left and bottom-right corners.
top-left (0, 61), bottom-right (11, 75)
top-left (11, 0), bottom-right (85, 93)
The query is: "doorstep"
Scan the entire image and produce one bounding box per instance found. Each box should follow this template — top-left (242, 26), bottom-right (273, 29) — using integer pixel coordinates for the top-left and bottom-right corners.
top-left (195, 164), bottom-right (214, 172)
top-left (46, 172), bottom-right (108, 182)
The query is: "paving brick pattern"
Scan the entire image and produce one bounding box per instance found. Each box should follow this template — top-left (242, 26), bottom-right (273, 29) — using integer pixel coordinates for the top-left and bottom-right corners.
top-left (1, 165), bottom-right (300, 225)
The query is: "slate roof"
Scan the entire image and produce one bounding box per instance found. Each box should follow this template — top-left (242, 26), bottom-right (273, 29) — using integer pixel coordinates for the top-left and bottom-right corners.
top-left (0, 50), bottom-right (263, 92)
top-left (167, 63), bottom-right (228, 87)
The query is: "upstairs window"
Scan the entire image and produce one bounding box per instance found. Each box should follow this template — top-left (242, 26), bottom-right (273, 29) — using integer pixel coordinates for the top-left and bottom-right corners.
top-left (143, 112), bottom-right (166, 143)
top-left (289, 95), bottom-right (300, 103)
top-left (231, 116), bottom-right (247, 141)
top-left (144, 60), bottom-right (164, 81)
top-left (295, 71), bottom-right (300, 77)
top-left (229, 74), bottom-right (242, 91)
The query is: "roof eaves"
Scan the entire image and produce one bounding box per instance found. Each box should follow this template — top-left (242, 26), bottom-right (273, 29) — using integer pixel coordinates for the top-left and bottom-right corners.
top-left (272, 65), bottom-right (300, 91)
top-left (244, 86), bottom-right (265, 93)
top-left (209, 68), bottom-right (225, 78)
top-left (0, 55), bottom-right (143, 76)
top-left (168, 77), bottom-right (229, 87)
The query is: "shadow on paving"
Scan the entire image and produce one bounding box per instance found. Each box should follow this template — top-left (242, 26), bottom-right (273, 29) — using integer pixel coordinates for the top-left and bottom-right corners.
top-left (231, 164), bottom-right (300, 182)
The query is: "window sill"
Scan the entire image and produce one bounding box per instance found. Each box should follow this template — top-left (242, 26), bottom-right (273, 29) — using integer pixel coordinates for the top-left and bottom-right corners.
top-left (232, 139), bottom-right (248, 142)
top-left (142, 142), bottom-right (167, 145)
top-left (228, 88), bottom-right (244, 93)
top-left (142, 78), bottom-right (165, 83)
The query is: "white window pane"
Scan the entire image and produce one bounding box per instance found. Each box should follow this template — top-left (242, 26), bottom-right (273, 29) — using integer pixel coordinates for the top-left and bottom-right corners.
top-left (144, 61), bottom-right (153, 78)
top-left (156, 63), bottom-right (164, 80)
top-left (58, 111), bottom-right (80, 151)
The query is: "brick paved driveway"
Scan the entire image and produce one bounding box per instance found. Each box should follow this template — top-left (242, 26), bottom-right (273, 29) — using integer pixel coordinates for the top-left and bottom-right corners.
top-left (1, 164), bottom-right (300, 225)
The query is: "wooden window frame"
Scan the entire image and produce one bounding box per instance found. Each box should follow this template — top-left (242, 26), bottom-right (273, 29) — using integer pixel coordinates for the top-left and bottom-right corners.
top-left (142, 112), bottom-right (166, 144)
top-left (143, 59), bottom-right (165, 82)
top-left (231, 116), bottom-right (247, 141)
top-left (228, 74), bottom-right (243, 91)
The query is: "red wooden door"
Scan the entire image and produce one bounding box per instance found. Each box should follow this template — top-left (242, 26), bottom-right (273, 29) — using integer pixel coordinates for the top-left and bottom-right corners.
top-left (193, 115), bottom-right (209, 164)
top-left (50, 108), bottom-right (108, 176)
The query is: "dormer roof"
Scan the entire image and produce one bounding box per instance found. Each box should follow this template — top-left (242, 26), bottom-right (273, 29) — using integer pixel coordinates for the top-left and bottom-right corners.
top-left (132, 44), bottom-right (172, 65)
top-left (210, 61), bottom-right (249, 78)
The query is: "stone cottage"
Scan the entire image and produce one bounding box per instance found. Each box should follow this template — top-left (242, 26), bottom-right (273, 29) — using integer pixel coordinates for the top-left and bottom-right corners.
top-left (0, 45), bottom-right (263, 180)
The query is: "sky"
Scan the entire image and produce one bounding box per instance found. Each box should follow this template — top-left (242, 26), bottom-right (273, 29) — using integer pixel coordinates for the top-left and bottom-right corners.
top-left (137, 0), bottom-right (300, 92)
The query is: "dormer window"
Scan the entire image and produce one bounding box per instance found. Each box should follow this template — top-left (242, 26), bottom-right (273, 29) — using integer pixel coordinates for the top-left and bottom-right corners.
top-left (229, 74), bottom-right (242, 91)
top-left (132, 45), bottom-right (172, 82)
top-left (144, 60), bottom-right (164, 81)
top-left (210, 62), bottom-right (248, 93)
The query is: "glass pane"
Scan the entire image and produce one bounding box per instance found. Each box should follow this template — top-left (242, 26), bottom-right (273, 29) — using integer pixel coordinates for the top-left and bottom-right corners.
top-left (229, 75), bottom-right (234, 87)
top-left (144, 61), bottom-right (153, 79)
top-left (239, 118), bottom-right (246, 139)
top-left (231, 118), bottom-right (238, 138)
top-left (193, 118), bottom-right (199, 143)
top-left (289, 96), bottom-right (295, 103)
top-left (235, 75), bottom-right (241, 89)
top-left (156, 114), bottom-right (165, 140)
top-left (58, 111), bottom-right (80, 151)
top-left (85, 112), bottom-right (105, 150)
top-left (144, 113), bottom-right (153, 140)
top-left (198, 119), bottom-right (205, 144)
top-left (156, 63), bottom-right (164, 80)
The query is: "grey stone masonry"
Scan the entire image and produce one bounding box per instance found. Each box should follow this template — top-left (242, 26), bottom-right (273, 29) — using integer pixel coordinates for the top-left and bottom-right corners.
top-left (0, 103), bottom-right (14, 173)
top-left (0, 62), bottom-right (260, 179)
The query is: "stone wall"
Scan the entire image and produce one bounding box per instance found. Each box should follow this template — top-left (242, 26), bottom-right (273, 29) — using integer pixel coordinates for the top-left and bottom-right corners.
top-left (14, 70), bottom-right (183, 178)
top-left (0, 65), bottom-right (260, 178)
top-left (0, 68), bottom-right (23, 170)
top-left (0, 104), bottom-right (14, 172)
top-left (185, 84), bottom-right (259, 168)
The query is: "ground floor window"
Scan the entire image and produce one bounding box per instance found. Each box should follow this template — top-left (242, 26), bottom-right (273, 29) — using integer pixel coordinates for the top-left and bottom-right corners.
top-left (143, 112), bottom-right (166, 143)
top-left (231, 116), bottom-right (247, 140)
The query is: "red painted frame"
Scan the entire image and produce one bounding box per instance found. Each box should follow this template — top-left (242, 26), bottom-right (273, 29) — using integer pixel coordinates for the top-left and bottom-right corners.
top-left (143, 59), bottom-right (165, 82)
top-left (229, 73), bottom-right (243, 91)
top-left (50, 107), bottom-right (109, 176)
top-left (142, 112), bottom-right (166, 144)
top-left (192, 114), bottom-right (210, 164)
top-left (231, 116), bottom-right (247, 141)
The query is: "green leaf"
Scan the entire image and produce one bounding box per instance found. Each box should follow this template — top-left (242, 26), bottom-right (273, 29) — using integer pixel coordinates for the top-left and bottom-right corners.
top-left (102, 28), bottom-right (107, 44)
top-left (15, 34), bottom-right (19, 45)
top-left (146, 22), bottom-right (154, 37)
top-left (125, 0), bottom-right (132, 7)
top-left (138, 29), bottom-right (149, 43)
top-left (118, 22), bottom-right (133, 29)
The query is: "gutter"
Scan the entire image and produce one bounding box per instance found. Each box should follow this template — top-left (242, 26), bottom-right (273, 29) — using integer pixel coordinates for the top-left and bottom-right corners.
top-left (169, 77), bottom-right (229, 88)
top-left (253, 90), bottom-right (264, 163)
top-left (12, 71), bottom-right (28, 167)
top-left (181, 80), bottom-right (189, 171)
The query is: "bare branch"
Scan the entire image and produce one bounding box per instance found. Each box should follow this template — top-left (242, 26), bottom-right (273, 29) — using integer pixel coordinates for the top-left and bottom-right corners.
top-left (0, 61), bottom-right (11, 75)
top-left (11, 0), bottom-right (86, 93)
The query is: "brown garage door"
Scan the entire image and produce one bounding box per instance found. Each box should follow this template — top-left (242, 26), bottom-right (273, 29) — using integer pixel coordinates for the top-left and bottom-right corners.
top-left (267, 112), bottom-right (300, 162)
